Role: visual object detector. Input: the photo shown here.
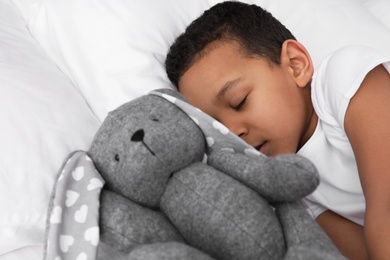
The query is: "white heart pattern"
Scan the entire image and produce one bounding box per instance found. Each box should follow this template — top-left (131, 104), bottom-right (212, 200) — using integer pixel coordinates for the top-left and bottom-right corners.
top-left (58, 172), bottom-right (64, 182)
top-left (245, 148), bottom-right (262, 157)
top-left (59, 235), bottom-right (74, 253)
top-left (50, 206), bottom-right (62, 224)
top-left (47, 152), bottom-right (105, 259)
top-left (221, 147), bottom-right (235, 153)
top-left (76, 252), bottom-right (87, 260)
top-left (87, 178), bottom-right (103, 191)
top-left (212, 120), bottom-right (229, 135)
top-left (206, 137), bottom-right (215, 147)
top-left (84, 227), bottom-right (99, 246)
top-left (162, 94), bottom-right (177, 103)
top-left (202, 153), bottom-right (208, 163)
top-left (190, 116), bottom-right (199, 125)
top-left (72, 166), bottom-right (85, 181)
top-left (75, 205), bottom-right (88, 223)
top-left (65, 190), bottom-right (80, 207)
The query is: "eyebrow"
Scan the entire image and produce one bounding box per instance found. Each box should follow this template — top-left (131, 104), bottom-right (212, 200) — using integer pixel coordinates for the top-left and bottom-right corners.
top-left (216, 77), bottom-right (244, 99)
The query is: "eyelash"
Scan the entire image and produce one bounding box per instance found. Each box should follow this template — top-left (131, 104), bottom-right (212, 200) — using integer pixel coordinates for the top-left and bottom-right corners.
top-left (233, 96), bottom-right (247, 111)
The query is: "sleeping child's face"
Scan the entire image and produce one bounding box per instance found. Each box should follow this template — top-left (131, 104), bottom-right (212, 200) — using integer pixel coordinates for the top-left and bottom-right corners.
top-left (178, 40), bottom-right (316, 156)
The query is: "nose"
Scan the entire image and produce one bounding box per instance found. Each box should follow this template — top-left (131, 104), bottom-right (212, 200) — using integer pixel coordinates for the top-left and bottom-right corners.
top-left (131, 129), bottom-right (144, 142)
top-left (223, 120), bottom-right (247, 138)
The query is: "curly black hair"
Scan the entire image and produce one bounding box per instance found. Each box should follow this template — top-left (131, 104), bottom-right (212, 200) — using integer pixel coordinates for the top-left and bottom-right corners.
top-left (165, 1), bottom-right (296, 88)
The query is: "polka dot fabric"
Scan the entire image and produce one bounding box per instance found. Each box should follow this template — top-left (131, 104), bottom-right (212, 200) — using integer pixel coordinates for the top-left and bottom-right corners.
top-left (44, 151), bottom-right (105, 260)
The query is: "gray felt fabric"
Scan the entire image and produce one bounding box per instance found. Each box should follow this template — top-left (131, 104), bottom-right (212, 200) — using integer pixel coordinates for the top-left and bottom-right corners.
top-left (99, 190), bottom-right (184, 254)
top-left (275, 202), bottom-right (346, 259)
top-left (89, 94), bottom-right (205, 208)
top-left (160, 162), bottom-right (285, 260)
top-left (128, 242), bottom-right (215, 260)
top-left (208, 151), bottom-right (319, 202)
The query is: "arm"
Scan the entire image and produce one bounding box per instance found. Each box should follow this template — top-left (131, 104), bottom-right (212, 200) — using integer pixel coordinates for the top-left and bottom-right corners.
top-left (344, 64), bottom-right (390, 259)
top-left (207, 151), bottom-right (319, 202)
top-left (316, 210), bottom-right (368, 259)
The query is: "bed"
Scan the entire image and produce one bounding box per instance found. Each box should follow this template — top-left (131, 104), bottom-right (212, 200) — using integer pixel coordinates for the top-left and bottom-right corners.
top-left (1, 0), bottom-right (390, 259)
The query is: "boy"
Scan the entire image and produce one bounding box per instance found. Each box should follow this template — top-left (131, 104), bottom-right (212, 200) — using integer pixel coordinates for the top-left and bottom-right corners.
top-left (165, 1), bottom-right (390, 259)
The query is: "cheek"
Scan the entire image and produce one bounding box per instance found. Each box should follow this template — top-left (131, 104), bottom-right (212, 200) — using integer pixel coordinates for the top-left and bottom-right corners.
top-left (251, 104), bottom-right (295, 133)
top-left (248, 97), bottom-right (278, 122)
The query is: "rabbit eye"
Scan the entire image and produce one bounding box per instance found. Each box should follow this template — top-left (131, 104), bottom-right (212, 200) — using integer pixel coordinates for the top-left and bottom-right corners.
top-left (114, 154), bottom-right (120, 162)
top-left (152, 118), bottom-right (159, 122)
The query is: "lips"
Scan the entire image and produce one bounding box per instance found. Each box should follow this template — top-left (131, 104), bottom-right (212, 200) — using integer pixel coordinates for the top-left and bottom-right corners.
top-left (255, 142), bottom-right (266, 153)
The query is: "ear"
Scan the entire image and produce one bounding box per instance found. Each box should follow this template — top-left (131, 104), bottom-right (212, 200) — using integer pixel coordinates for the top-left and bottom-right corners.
top-left (280, 40), bottom-right (314, 88)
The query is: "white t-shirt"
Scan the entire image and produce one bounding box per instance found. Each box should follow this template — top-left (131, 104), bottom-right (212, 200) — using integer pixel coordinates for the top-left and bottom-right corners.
top-left (298, 45), bottom-right (390, 226)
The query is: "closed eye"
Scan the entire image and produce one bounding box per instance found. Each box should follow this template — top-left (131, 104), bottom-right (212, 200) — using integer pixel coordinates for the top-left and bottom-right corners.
top-left (233, 96), bottom-right (247, 111)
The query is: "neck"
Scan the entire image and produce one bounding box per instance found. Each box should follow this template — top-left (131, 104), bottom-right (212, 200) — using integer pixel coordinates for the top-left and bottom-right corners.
top-left (297, 85), bottom-right (318, 151)
top-left (298, 107), bottom-right (318, 151)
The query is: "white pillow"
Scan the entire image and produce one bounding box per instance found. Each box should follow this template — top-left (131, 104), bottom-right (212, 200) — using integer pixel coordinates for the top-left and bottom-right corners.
top-left (11, 0), bottom-right (217, 121)
top-left (360, 0), bottom-right (390, 30)
top-left (11, 0), bottom-right (390, 121)
top-left (0, 0), bottom-right (100, 255)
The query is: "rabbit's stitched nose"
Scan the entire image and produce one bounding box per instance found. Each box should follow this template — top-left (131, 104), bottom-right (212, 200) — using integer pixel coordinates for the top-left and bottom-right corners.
top-left (131, 129), bottom-right (144, 142)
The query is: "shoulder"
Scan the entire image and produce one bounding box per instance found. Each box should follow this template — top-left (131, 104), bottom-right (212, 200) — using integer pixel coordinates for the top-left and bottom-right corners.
top-left (314, 46), bottom-right (390, 95)
top-left (311, 45), bottom-right (390, 127)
